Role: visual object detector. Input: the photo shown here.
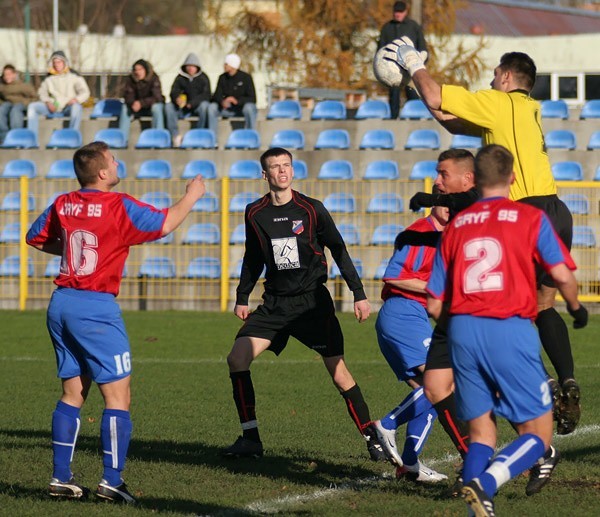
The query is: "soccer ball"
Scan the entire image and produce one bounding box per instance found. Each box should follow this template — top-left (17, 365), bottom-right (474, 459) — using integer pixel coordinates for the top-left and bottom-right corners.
top-left (373, 40), bottom-right (411, 88)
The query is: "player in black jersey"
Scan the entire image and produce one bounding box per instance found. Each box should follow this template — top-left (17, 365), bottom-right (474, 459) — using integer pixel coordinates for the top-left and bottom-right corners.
top-left (222, 147), bottom-right (385, 461)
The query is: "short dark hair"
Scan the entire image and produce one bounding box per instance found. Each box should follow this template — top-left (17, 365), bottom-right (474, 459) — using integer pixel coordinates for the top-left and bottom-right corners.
top-left (437, 148), bottom-right (475, 169)
top-left (394, 1), bottom-right (407, 12)
top-left (474, 144), bottom-right (514, 188)
top-left (73, 141), bottom-right (109, 187)
top-left (498, 52), bottom-right (536, 91)
top-left (260, 147), bottom-right (293, 172)
top-left (2, 64), bottom-right (16, 73)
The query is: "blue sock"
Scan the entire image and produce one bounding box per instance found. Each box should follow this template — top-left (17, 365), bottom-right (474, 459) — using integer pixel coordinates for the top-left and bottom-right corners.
top-left (381, 387), bottom-right (433, 430)
top-left (400, 408), bottom-right (437, 466)
top-left (463, 442), bottom-right (494, 484)
top-left (51, 401), bottom-right (81, 482)
top-left (478, 433), bottom-right (545, 497)
top-left (101, 409), bottom-right (132, 487)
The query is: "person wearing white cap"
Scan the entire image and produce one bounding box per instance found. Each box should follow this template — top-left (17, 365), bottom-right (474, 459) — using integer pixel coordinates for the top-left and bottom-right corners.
top-left (208, 53), bottom-right (257, 140)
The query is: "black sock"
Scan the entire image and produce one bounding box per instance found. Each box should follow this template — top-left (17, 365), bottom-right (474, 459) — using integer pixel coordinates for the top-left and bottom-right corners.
top-left (341, 384), bottom-right (371, 435)
top-left (433, 392), bottom-right (469, 458)
top-left (230, 370), bottom-right (260, 442)
top-left (536, 308), bottom-right (575, 383)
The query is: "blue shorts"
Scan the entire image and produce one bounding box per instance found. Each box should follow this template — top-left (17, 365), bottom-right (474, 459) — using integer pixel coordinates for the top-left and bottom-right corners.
top-left (448, 314), bottom-right (552, 423)
top-left (46, 287), bottom-right (132, 383)
top-left (375, 296), bottom-right (432, 381)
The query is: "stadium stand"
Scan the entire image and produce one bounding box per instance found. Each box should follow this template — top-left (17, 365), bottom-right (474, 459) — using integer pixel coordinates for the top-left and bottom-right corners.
top-left (405, 129), bottom-right (440, 150)
top-left (184, 257), bottom-right (221, 279)
top-left (140, 191), bottom-right (172, 209)
top-left (330, 258), bottom-right (363, 278)
top-left (374, 258), bottom-right (390, 279)
top-left (367, 193), bottom-right (404, 213)
top-left (293, 159), bottom-right (308, 179)
top-left (225, 129), bottom-right (261, 150)
top-left (450, 134), bottom-right (482, 149)
top-left (314, 129), bottom-right (350, 150)
top-left (371, 224), bottom-right (404, 246)
top-left (229, 192), bottom-right (261, 212)
top-left (561, 193), bottom-right (589, 215)
top-left (135, 129), bottom-right (171, 149)
top-left (572, 225), bottom-right (596, 247)
top-left (580, 100), bottom-right (600, 119)
top-left (154, 232), bottom-right (174, 245)
top-left (311, 100), bottom-right (346, 120)
top-left (323, 192), bottom-right (356, 213)
top-left (269, 129), bottom-right (305, 149)
top-left (46, 159), bottom-right (76, 179)
top-left (90, 99), bottom-right (124, 119)
top-left (229, 223), bottom-right (246, 245)
top-left (139, 257), bottom-right (176, 278)
top-left (317, 160), bottom-right (353, 180)
top-left (355, 100), bottom-right (391, 120)
top-left (1, 192), bottom-right (35, 211)
top-left (2, 159), bottom-right (36, 178)
top-left (400, 99), bottom-right (433, 120)
top-left (44, 256), bottom-right (61, 277)
top-left (587, 131), bottom-right (600, 150)
top-left (192, 192), bottom-right (219, 212)
top-left (94, 128), bottom-right (128, 149)
top-left (409, 160), bottom-right (438, 179)
top-left (136, 159), bottom-right (172, 180)
top-left (336, 224), bottom-right (360, 245)
top-left (45, 191), bottom-right (67, 208)
top-left (228, 160), bottom-right (262, 179)
top-left (0, 222), bottom-right (20, 243)
top-left (117, 160), bottom-right (127, 178)
top-left (266, 100), bottom-right (302, 120)
top-left (0, 255), bottom-right (33, 277)
top-left (180, 129), bottom-right (217, 149)
top-left (545, 129), bottom-right (576, 150)
top-left (595, 166), bottom-right (600, 181)
top-left (359, 129), bottom-right (395, 150)
top-left (46, 129), bottom-right (83, 149)
top-left (182, 223), bottom-right (221, 245)
top-left (182, 160), bottom-right (217, 179)
top-left (1, 128), bottom-right (38, 148)
top-left (540, 99), bottom-right (569, 120)
top-left (551, 161), bottom-right (583, 181)
top-left (363, 160), bottom-right (399, 180)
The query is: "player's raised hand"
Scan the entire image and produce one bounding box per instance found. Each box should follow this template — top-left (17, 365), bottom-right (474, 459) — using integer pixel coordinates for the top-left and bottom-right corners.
top-left (393, 37), bottom-right (427, 76)
top-left (186, 175), bottom-right (206, 201)
top-left (567, 303), bottom-right (588, 329)
top-left (409, 192), bottom-right (433, 212)
top-left (354, 299), bottom-right (371, 323)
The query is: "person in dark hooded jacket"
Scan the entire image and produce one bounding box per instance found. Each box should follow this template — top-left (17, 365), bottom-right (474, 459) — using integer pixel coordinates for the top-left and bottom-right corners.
top-left (165, 53), bottom-right (211, 147)
top-left (118, 59), bottom-right (165, 143)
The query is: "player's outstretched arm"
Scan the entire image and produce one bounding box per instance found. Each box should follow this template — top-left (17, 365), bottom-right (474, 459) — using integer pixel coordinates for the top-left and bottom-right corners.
top-left (234, 304), bottom-right (251, 321)
top-left (354, 299), bottom-right (370, 323)
top-left (162, 175), bottom-right (206, 235)
top-left (549, 263), bottom-right (588, 329)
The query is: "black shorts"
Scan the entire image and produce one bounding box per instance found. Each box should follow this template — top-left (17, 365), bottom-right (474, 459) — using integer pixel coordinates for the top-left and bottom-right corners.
top-left (518, 195), bottom-right (573, 288)
top-left (424, 324), bottom-right (451, 371)
top-left (236, 285), bottom-right (344, 357)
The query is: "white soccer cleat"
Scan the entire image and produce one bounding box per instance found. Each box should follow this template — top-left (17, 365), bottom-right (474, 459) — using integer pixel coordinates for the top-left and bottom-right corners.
top-left (373, 420), bottom-right (403, 467)
top-left (396, 461), bottom-right (448, 484)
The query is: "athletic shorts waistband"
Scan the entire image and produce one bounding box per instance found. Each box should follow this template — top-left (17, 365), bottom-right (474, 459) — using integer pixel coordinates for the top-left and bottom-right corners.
top-left (55, 286), bottom-right (116, 302)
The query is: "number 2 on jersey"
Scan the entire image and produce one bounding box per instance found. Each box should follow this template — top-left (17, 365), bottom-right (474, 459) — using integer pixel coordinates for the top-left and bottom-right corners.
top-left (463, 237), bottom-right (503, 293)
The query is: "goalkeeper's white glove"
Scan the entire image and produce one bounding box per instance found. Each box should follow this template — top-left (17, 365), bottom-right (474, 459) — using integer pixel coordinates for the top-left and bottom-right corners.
top-left (393, 36), bottom-right (428, 77)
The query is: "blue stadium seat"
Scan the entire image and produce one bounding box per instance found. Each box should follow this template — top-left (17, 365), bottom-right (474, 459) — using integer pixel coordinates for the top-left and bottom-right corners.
top-left (229, 192), bottom-right (262, 212)
top-left (330, 258), bottom-right (363, 278)
top-left (363, 160), bottom-right (399, 180)
top-left (230, 258), bottom-right (266, 279)
top-left (541, 100), bottom-right (569, 120)
top-left (323, 192), bottom-right (356, 213)
top-left (367, 193), bottom-right (404, 213)
top-left (270, 129), bottom-right (305, 149)
top-left (314, 129), bottom-right (350, 150)
top-left (135, 129), bottom-right (171, 149)
top-left (551, 161), bottom-right (583, 181)
top-left (293, 160), bottom-right (308, 180)
top-left (180, 129), bottom-right (217, 149)
top-left (46, 191), bottom-right (67, 208)
top-left (117, 160), bottom-right (127, 179)
top-left (355, 99), bottom-right (391, 120)
top-left (400, 99), bottom-right (432, 120)
top-left (182, 160), bottom-right (217, 179)
top-left (46, 129), bottom-right (83, 149)
top-left (185, 257), bottom-right (221, 279)
top-left (561, 193), bottom-right (589, 215)
top-left (572, 226), bottom-right (596, 248)
top-left (311, 100), bottom-right (346, 120)
top-left (228, 160), bottom-right (262, 179)
top-left (318, 160), bottom-right (353, 180)
top-left (587, 131), bottom-right (600, 150)
top-left (192, 191), bottom-right (219, 212)
top-left (359, 129), bottom-right (395, 150)
top-left (336, 224), bottom-right (360, 245)
top-left (94, 128), bottom-right (127, 149)
top-left (580, 100), bottom-right (600, 119)
top-left (139, 257), bottom-right (176, 278)
top-left (545, 129), bottom-right (576, 150)
top-left (44, 256), bottom-right (62, 277)
top-left (154, 232), bottom-right (174, 245)
top-left (0, 255), bottom-right (33, 277)
top-left (0, 222), bottom-right (21, 243)
top-left (409, 160), bottom-right (438, 179)
top-left (2, 159), bottom-right (36, 178)
top-left (46, 159), bottom-right (76, 179)
top-left (374, 258), bottom-right (390, 279)
top-left (225, 129), bottom-right (261, 150)
top-left (266, 100), bottom-right (302, 120)
top-left (405, 129), bottom-right (440, 149)
top-left (182, 223), bottom-right (221, 245)
top-left (450, 134), bottom-right (482, 149)
top-left (136, 159), bottom-right (172, 180)
top-left (371, 224), bottom-right (405, 246)
top-left (230, 223), bottom-right (246, 244)
top-left (140, 191), bottom-right (172, 209)
top-left (1, 128), bottom-right (38, 148)
top-left (90, 98), bottom-right (124, 119)
top-left (1, 192), bottom-right (35, 211)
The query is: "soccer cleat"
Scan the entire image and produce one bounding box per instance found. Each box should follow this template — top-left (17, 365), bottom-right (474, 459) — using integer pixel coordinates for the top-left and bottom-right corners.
top-left (450, 471), bottom-right (464, 497)
top-left (396, 461), bottom-right (448, 483)
top-left (557, 378), bottom-right (581, 435)
top-left (48, 477), bottom-right (88, 499)
top-left (461, 479), bottom-right (496, 517)
top-left (221, 436), bottom-right (264, 458)
top-left (363, 423), bottom-right (387, 462)
top-left (373, 420), bottom-right (403, 466)
top-left (548, 378), bottom-right (561, 422)
top-left (526, 445), bottom-right (560, 496)
top-left (96, 480), bottom-right (137, 504)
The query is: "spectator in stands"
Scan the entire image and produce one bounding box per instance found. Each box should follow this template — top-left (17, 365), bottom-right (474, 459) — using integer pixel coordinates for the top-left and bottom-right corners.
top-left (26, 50), bottom-right (90, 138)
top-left (378, 1), bottom-right (427, 119)
top-left (165, 53), bottom-right (211, 148)
top-left (208, 53), bottom-right (257, 138)
top-left (0, 64), bottom-right (37, 143)
top-left (119, 59), bottom-right (165, 144)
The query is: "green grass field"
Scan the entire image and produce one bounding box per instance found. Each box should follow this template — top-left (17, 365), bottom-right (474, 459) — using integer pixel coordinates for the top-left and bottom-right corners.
top-left (1, 309), bottom-right (599, 516)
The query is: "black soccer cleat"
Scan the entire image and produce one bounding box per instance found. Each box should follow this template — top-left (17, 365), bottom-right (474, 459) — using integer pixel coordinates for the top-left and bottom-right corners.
top-left (221, 436), bottom-right (264, 458)
top-left (526, 445), bottom-right (560, 496)
top-left (363, 423), bottom-right (388, 462)
top-left (461, 479), bottom-right (496, 517)
top-left (557, 378), bottom-right (581, 435)
top-left (449, 471), bottom-right (464, 498)
top-left (48, 477), bottom-right (89, 499)
top-left (96, 480), bottom-right (137, 504)
top-left (548, 378), bottom-right (562, 422)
